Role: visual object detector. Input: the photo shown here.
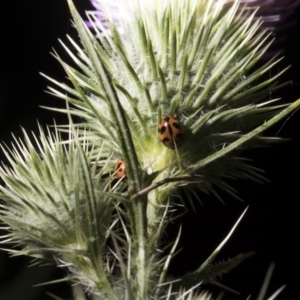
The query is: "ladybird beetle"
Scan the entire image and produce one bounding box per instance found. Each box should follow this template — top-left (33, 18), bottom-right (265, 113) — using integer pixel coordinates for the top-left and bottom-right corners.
top-left (114, 159), bottom-right (126, 179)
top-left (158, 115), bottom-right (184, 149)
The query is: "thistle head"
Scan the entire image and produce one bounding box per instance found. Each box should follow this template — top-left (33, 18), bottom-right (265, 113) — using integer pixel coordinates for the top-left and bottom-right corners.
top-left (73, 0), bottom-right (299, 204)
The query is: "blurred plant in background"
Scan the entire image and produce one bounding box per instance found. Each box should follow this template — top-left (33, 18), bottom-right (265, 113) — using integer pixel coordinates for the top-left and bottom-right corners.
top-left (1, 0), bottom-right (299, 299)
top-left (85, 0), bottom-right (300, 37)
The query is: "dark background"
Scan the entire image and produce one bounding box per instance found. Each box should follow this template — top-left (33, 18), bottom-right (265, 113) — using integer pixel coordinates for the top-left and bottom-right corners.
top-left (1, 1), bottom-right (299, 299)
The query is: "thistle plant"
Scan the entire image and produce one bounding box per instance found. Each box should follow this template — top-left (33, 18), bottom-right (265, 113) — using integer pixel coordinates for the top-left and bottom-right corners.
top-left (0, 0), bottom-right (299, 299)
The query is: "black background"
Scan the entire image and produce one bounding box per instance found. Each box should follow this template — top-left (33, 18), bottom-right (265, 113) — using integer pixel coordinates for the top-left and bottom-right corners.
top-left (1, 1), bottom-right (299, 299)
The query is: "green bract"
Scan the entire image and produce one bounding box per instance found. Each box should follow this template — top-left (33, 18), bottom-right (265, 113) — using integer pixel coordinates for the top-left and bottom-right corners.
top-left (0, 0), bottom-right (299, 299)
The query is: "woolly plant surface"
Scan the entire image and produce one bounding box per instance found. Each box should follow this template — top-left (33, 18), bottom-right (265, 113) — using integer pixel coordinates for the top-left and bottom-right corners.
top-left (0, 0), bottom-right (299, 299)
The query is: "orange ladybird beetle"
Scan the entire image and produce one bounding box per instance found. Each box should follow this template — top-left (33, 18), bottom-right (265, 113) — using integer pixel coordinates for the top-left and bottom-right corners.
top-left (158, 115), bottom-right (184, 149)
top-left (114, 159), bottom-right (126, 179)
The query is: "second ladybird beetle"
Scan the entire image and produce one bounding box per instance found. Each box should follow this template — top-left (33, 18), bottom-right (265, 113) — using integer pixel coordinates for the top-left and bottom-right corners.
top-left (158, 115), bottom-right (184, 149)
top-left (114, 159), bottom-right (126, 179)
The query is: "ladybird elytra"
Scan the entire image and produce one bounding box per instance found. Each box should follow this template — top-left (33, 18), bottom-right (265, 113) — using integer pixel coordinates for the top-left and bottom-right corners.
top-left (158, 115), bottom-right (184, 149)
top-left (114, 159), bottom-right (126, 179)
